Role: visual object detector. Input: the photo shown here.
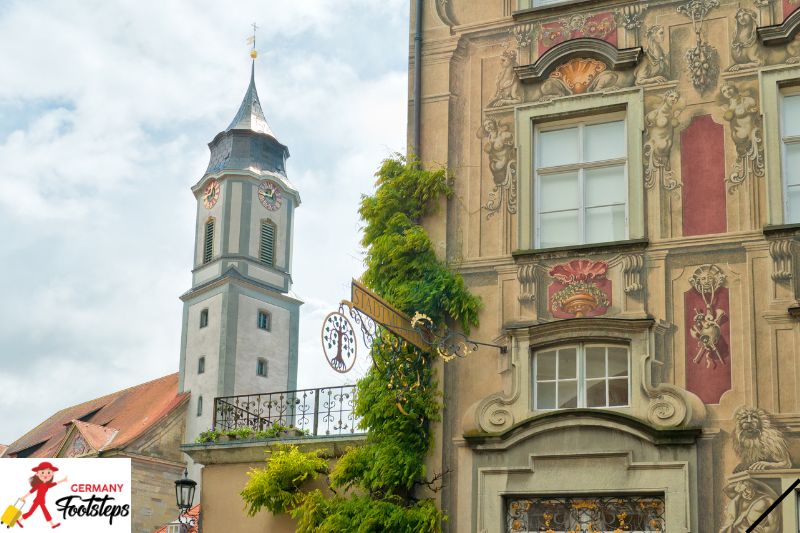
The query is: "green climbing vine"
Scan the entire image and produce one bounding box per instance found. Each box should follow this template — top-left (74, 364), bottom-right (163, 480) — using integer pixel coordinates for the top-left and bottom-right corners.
top-left (241, 155), bottom-right (481, 532)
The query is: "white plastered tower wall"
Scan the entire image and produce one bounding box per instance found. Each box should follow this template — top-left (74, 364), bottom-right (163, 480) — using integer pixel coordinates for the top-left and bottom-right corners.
top-left (177, 62), bottom-right (302, 488)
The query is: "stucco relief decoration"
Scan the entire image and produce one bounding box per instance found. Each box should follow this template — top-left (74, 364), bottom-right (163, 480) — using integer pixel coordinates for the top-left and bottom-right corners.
top-left (509, 23), bottom-right (534, 49)
top-left (517, 263), bottom-right (537, 302)
top-left (731, 406), bottom-right (792, 473)
top-left (615, 3), bottom-right (647, 35)
top-left (477, 118), bottom-right (517, 218)
top-left (688, 265), bottom-right (727, 369)
top-left (488, 49), bottom-right (523, 108)
top-left (635, 25), bottom-right (670, 85)
top-left (548, 259), bottom-right (611, 318)
top-left (644, 89), bottom-right (683, 190)
top-left (719, 479), bottom-right (779, 533)
top-left (538, 58), bottom-right (629, 101)
top-left (728, 9), bottom-right (761, 71)
top-left (786, 36), bottom-right (800, 64)
top-left (677, 0), bottom-right (721, 94)
top-left (621, 254), bottom-right (645, 294)
top-left (538, 12), bottom-right (617, 55)
top-left (769, 239), bottom-right (794, 282)
top-left (720, 81), bottom-right (765, 193)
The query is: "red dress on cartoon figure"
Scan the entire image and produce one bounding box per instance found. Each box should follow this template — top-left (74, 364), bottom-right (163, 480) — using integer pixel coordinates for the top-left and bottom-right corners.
top-left (16, 461), bottom-right (67, 529)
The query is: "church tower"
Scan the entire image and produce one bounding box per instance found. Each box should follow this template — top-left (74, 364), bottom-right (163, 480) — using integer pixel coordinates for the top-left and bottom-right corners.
top-left (178, 60), bottom-right (302, 446)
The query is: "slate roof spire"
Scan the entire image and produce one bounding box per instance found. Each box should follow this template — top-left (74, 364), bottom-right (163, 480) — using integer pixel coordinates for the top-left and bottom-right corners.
top-left (225, 60), bottom-right (276, 139)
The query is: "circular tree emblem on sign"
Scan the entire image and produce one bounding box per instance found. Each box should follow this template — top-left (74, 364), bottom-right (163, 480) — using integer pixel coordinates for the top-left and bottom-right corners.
top-left (321, 312), bottom-right (357, 373)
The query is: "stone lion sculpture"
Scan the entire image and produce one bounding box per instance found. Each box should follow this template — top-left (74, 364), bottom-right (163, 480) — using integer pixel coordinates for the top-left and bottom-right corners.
top-left (732, 406), bottom-right (791, 473)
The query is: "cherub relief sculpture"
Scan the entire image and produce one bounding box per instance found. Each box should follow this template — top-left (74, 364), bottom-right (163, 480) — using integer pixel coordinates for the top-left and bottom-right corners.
top-left (643, 89), bottom-right (682, 190)
top-left (537, 57), bottom-right (631, 101)
top-left (477, 118), bottom-right (517, 218)
top-left (488, 49), bottom-right (523, 108)
top-left (635, 25), bottom-right (670, 85)
top-left (728, 9), bottom-right (761, 71)
top-left (719, 480), bottom-right (779, 533)
top-left (720, 81), bottom-right (765, 192)
top-left (732, 406), bottom-right (792, 473)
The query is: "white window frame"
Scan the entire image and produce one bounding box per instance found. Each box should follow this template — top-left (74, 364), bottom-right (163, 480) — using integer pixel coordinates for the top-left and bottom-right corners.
top-left (781, 88), bottom-right (800, 223)
top-left (532, 343), bottom-right (630, 410)
top-left (534, 114), bottom-right (629, 248)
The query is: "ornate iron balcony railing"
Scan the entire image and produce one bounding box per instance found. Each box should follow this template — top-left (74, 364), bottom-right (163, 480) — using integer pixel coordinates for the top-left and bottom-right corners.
top-left (213, 385), bottom-right (362, 437)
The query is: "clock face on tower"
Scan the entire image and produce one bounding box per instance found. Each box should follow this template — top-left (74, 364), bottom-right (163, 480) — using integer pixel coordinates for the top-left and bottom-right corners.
top-left (202, 179), bottom-right (220, 209)
top-left (258, 180), bottom-right (282, 211)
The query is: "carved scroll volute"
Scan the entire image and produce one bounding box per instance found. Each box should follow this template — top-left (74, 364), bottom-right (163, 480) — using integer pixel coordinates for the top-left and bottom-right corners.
top-left (518, 263), bottom-right (537, 303)
top-left (621, 254), bottom-right (645, 295)
top-left (769, 238), bottom-right (795, 282)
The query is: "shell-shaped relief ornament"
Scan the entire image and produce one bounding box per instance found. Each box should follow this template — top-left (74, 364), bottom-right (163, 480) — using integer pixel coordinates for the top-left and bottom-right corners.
top-left (550, 58), bottom-right (607, 94)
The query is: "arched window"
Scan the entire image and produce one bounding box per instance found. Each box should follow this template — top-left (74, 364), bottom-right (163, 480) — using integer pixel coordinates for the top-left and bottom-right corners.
top-left (196, 395), bottom-right (203, 417)
top-left (257, 310), bottom-right (271, 331)
top-left (533, 343), bottom-right (629, 410)
top-left (203, 218), bottom-right (215, 264)
top-left (199, 308), bottom-right (209, 328)
top-left (259, 220), bottom-right (276, 266)
top-left (256, 358), bottom-right (268, 377)
top-left (198, 357), bottom-right (205, 374)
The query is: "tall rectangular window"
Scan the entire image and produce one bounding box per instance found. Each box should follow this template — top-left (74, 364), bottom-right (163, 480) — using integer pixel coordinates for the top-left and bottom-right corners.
top-left (259, 221), bottom-right (276, 266)
top-left (257, 310), bottom-right (271, 331)
top-left (203, 219), bottom-right (214, 264)
top-left (535, 118), bottom-right (628, 248)
top-left (782, 93), bottom-right (800, 222)
top-left (256, 358), bottom-right (268, 377)
top-left (199, 309), bottom-right (208, 328)
top-left (533, 344), bottom-right (629, 410)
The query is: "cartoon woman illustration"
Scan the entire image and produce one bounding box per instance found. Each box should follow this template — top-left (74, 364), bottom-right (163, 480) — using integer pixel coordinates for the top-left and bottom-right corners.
top-left (16, 461), bottom-right (67, 529)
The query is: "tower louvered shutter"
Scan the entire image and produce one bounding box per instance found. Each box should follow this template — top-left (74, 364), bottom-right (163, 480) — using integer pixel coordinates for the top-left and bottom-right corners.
top-left (203, 220), bottom-right (214, 264)
top-left (260, 222), bottom-right (275, 266)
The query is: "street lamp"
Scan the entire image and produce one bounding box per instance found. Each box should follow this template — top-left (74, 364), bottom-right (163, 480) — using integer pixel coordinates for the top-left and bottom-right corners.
top-left (173, 469), bottom-right (197, 532)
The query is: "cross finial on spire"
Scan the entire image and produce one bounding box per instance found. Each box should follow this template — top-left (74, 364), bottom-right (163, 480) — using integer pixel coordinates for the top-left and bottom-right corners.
top-left (247, 22), bottom-right (259, 60)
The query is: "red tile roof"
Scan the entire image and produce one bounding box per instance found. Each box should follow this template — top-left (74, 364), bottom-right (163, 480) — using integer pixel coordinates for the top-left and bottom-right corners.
top-left (72, 420), bottom-right (119, 451)
top-left (153, 504), bottom-right (200, 533)
top-left (5, 374), bottom-right (188, 458)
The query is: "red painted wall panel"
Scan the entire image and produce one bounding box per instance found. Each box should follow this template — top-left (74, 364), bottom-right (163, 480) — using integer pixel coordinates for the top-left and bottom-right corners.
top-left (681, 115), bottom-right (727, 236)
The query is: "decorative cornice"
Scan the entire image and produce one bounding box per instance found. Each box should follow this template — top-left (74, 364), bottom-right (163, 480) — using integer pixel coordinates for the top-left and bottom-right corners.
top-left (515, 38), bottom-right (642, 83)
top-left (758, 9), bottom-right (800, 46)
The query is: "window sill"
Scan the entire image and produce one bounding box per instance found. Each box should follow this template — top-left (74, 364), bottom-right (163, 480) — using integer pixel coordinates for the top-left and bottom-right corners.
top-left (512, 0), bottom-right (600, 19)
top-left (513, 238), bottom-right (648, 261)
top-left (763, 222), bottom-right (800, 238)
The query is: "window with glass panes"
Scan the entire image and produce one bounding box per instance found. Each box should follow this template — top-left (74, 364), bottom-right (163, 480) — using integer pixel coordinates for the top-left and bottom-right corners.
top-left (517, 0), bottom-right (569, 8)
top-left (782, 93), bottom-right (800, 222)
top-left (533, 344), bottom-right (629, 410)
top-left (535, 118), bottom-right (628, 248)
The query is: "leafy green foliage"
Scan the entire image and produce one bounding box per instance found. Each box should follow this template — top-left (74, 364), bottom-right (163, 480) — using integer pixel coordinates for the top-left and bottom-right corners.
top-left (195, 423), bottom-right (307, 443)
top-left (240, 155), bottom-right (480, 532)
top-left (241, 445), bottom-right (328, 516)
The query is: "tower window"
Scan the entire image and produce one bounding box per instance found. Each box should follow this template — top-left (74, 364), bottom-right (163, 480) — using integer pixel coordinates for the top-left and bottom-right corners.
top-left (196, 395), bottom-right (203, 417)
top-left (199, 309), bottom-right (209, 328)
top-left (256, 358), bottom-right (268, 377)
top-left (198, 357), bottom-right (205, 374)
top-left (259, 220), bottom-right (276, 266)
top-left (257, 310), bottom-right (271, 331)
top-left (203, 219), bottom-right (215, 264)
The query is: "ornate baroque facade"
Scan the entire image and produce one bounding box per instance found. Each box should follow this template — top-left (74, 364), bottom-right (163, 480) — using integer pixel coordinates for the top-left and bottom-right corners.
top-left (412, 0), bottom-right (800, 531)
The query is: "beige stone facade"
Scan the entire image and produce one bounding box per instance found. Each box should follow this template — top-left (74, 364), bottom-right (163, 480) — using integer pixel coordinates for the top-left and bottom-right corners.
top-left (411, 0), bottom-right (800, 531)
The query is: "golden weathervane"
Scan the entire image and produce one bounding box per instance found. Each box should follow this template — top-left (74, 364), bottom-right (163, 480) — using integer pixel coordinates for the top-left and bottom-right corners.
top-left (247, 22), bottom-right (258, 59)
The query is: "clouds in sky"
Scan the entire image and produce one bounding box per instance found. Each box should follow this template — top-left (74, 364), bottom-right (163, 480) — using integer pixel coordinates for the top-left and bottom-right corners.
top-left (0, 0), bottom-right (408, 443)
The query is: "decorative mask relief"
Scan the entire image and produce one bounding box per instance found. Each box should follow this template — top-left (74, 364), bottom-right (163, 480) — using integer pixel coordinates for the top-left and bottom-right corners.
top-left (685, 265), bottom-right (731, 404)
top-left (728, 9), bottom-right (761, 71)
top-left (537, 58), bottom-right (632, 101)
top-left (678, 0), bottom-right (721, 94)
top-left (644, 89), bottom-right (683, 190)
top-left (635, 25), bottom-right (670, 85)
top-left (719, 479), bottom-right (780, 533)
top-left (731, 406), bottom-right (792, 473)
top-left (488, 49), bottom-right (523, 108)
top-left (720, 81), bottom-right (765, 193)
top-left (537, 12), bottom-right (617, 55)
top-left (548, 260), bottom-right (611, 318)
top-left (477, 118), bottom-right (517, 218)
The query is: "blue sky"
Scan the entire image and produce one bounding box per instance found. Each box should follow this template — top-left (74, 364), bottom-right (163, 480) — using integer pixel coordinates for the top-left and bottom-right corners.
top-left (0, 0), bottom-right (408, 444)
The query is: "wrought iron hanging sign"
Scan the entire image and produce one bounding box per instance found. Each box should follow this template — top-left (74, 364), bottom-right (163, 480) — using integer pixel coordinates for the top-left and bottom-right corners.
top-left (321, 311), bottom-right (357, 373)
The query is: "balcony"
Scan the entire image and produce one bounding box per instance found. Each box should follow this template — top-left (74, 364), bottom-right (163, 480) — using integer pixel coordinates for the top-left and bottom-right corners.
top-left (212, 385), bottom-right (362, 438)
